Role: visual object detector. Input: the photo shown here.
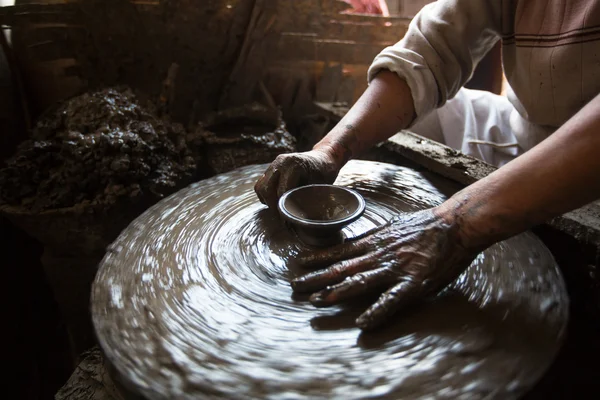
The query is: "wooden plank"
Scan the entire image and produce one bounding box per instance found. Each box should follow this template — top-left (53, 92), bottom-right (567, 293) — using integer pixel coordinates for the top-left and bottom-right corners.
top-left (278, 16), bottom-right (409, 39)
top-left (320, 0), bottom-right (352, 14)
top-left (274, 0), bottom-right (410, 34)
top-left (383, 131), bottom-right (498, 185)
top-left (273, 35), bottom-right (389, 64)
top-left (281, 18), bottom-right (408, 46)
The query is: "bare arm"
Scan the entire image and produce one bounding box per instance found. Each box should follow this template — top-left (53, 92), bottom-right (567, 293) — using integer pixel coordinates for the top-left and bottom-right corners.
top-left (253, 71), bottom-right (415, 209)
top-left (317, 69), bottom-right (600, 249)
top-left (438, 92), bottom-right (600, 250)
top-left (289, 78), bottom-right (600, 330)
top-left (314, 70), bottom-right (416, 168)
top-left (255, 0), bottom-right (502, 208)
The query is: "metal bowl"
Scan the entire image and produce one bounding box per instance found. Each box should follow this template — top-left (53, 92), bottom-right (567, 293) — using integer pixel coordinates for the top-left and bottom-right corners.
top-left (278, 184), bottom-right (366, 247)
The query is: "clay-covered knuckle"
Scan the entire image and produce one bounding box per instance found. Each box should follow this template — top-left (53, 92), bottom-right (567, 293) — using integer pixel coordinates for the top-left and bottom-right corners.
top-left (302, 158), bottom-right (330, 184)
top-left (317, 261), bottom-right (352, 284)
top-left (291, 259), bottom-right (358, 293)
top-left (253, 181), bottom-right (267, 204)
top-left (276, 168), bottom-right (300, 198)
top-left (309, 271), bottom-right (372, 307)
top-left (298, 151), bottom-right (336, 183)
top-left (370, 231), bottom-right (400, 250)
top-left (343, 235), bottom-right (377, 256)
top-left (296, 247), bottom-right (343, 268)
top-left (262, 170), bottom-right (281, 208)
top-left (290, 268), bottom-right (336, 293)
top-left (345, 224), bottom-right (386, 243)
top-left (318, 161), bottom-right (340, 184)
top-left (388, 262), bottom-right (425, 284)
top-left (254, 164), bottom-right (280, 204)
top-left (297, 240), bottom-right (369, 269)
top-left (272, 153), bottom-right (290, 167)
top-left (265, 192), bottom-right (279, 209)
top-left (341, 268), bottom-right (392, 293)
top-left (389, 209), bottom-right (437, 230)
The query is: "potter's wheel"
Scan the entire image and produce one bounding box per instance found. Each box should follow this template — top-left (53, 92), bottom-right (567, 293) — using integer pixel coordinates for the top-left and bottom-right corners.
top-left (91, 160), bottom-right (569, 400)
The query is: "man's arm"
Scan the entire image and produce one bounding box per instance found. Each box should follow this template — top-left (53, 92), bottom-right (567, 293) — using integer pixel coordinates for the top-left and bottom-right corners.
top-left (438, 92), bottom-right (600, 250)
top-left (330, 65), bottom-right (600, 252)
top-left (292, 92), bottom-right (600, 330)
top-left (254, 70), bottom-right (415, 208)
top-left (313, 71), bottom-right (415, 168)
top-left (317, 0), bottom-right (504, 165)
top-left (255, 0), bottom-right (503, 207)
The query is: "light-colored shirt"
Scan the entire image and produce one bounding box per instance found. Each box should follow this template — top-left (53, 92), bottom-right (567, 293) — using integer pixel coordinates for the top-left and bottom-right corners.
top-left (369, 0), bottom-right (600, 151)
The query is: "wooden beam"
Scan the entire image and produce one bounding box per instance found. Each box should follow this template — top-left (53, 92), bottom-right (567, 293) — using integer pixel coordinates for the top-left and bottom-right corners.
top-left (280, 19), bottom-right (407, 46)
top-left (273, 35), bottom-right (389, 64)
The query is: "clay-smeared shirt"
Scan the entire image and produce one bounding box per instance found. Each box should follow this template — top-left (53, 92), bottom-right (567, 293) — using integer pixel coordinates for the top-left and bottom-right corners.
top-left (369, 0), bottom-right (600, 150)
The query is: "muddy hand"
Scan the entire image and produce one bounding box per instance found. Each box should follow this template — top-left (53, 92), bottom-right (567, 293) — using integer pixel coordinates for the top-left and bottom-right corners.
top-left (254, 150), bottom-right (341, 209)
top-left (291, 209), bottom-right (478, 330)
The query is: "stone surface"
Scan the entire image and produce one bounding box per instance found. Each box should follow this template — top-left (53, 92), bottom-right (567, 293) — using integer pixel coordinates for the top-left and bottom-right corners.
top-left (55, 348), bottom-right (122, 400)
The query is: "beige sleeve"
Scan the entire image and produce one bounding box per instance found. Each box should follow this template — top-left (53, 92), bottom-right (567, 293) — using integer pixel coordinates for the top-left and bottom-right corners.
top-left (368, 0), bottom-right (502, 124)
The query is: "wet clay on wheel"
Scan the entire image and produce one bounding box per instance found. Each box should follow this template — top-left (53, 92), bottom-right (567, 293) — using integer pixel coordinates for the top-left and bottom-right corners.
top-left (91, 160), bottom-right (569, 400)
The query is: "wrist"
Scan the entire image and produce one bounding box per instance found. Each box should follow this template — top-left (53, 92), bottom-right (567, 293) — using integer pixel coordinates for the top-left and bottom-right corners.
top-left (432, 196), bottom-right (491, 253)
top-left (312, 141), bottom-right (348, 170)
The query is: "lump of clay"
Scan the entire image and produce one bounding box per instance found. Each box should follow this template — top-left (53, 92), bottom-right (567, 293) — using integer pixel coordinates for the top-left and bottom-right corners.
top-left (0, 87), bottom-right (196, 212)
top-left (192, 103), bottom-right (296, 174)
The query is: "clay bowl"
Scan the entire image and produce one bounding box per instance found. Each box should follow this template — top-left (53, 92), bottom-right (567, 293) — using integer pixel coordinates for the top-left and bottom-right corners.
top-left (278, 184), bottom-right (366, 246)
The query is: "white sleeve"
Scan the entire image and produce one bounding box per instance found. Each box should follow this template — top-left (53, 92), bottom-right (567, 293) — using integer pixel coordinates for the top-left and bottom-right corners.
top-left (368, 0), bottom-right (502, 124)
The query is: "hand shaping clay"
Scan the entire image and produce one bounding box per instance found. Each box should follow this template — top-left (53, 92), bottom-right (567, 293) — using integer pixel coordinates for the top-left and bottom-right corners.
top-left (91, 160), bottom-right (569, 400)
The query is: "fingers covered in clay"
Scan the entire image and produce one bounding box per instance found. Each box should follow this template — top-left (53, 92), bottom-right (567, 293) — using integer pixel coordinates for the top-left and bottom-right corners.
top-left (255, 167), bottom-right (281, 209)
top-left (296, 237), bottom-right (374, 269)
top-left (309, 268), bottom-right (395, 307)
top-left (254, 150), bottom-right (341, 209)
top-left (292, 209), bottom-right (478, 330)
top-left (292, 252), bottom-right (383, 292)
top-left (343, 222), bottom-right (387, 243)
top-left (277, 167), bottom-right (303, 198)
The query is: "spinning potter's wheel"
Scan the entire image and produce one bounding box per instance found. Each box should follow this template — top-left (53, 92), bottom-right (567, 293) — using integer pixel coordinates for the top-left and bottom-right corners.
top-left (91, 160), bottom-right (569, 400)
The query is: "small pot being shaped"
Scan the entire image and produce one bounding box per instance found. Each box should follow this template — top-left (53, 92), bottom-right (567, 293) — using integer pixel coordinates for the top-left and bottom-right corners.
top-left (278, 184), bottom-right (366, 247)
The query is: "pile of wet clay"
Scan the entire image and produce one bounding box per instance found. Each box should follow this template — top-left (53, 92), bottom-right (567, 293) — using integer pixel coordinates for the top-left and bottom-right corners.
top-left (0, 87), bottom-right (196, 212)
top-left (191, 102), bottom-right (296, 174)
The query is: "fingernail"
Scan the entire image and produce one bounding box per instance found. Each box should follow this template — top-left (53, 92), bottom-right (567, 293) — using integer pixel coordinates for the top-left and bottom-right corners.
top-left (309, 288), bottom-right (333, 307)
top-left (356, 314), bottom-right (374, 330)
top-left (291, 277), bottom-right (312, 293)
top-left (290, 278), bottom-right (301, 291)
